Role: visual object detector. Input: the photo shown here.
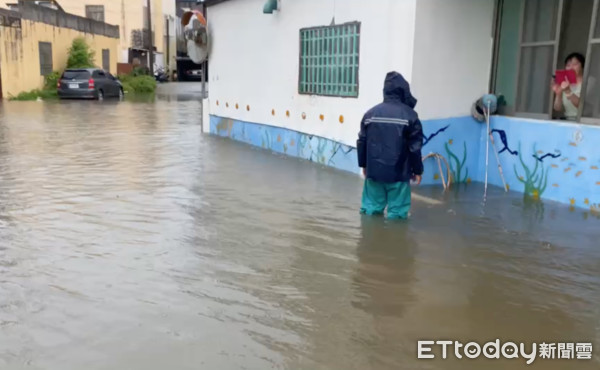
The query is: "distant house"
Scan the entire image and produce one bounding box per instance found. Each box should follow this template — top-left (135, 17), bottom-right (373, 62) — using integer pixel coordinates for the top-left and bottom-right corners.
top-left (0, 0), bottom-right (179, 72)
top-left (204, 0), bottom-right (600, 210)
top-left (0, 0), bottom-right (120, 98)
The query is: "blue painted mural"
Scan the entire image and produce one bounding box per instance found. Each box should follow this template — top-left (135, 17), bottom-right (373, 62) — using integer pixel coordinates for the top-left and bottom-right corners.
top-left (485, 116), bottom-right (600, 214)
top-left (209, 114), bottom-right (600, 213)
top-left (211, 116), bottom-right (358, 174)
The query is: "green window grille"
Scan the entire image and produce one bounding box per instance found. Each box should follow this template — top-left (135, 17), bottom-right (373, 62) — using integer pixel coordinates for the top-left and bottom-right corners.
top-left (299, 22), bottom-right (360, 97)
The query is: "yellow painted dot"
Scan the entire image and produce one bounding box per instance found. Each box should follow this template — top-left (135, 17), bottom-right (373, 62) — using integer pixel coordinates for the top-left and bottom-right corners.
top-left (319, 114), bottom-right (324, 121)
top-left (570, 198), bottom-right (576, 205)
top-left (226, 102), bottom-right (229, 108)
top-left (235, 103), bottom-right (239, 109)
top-left (585, 198), bottom-right (590, 205)
top-left (302, 112), bottom-right (306, 120)
top-left (246, 105), bottom-right (250, 111)
top-left (286, 110), bottom-right (290, 117)
top-left (216, 100), bottom-right (219, 106)
top-left (272, 109), bottom-right (275, 116)
top-left (339, 115), bottom-right (344, 124)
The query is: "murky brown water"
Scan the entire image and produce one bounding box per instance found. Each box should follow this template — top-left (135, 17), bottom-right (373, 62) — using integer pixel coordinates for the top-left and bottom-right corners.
top-left (1, 87), bottom-right (599, 370)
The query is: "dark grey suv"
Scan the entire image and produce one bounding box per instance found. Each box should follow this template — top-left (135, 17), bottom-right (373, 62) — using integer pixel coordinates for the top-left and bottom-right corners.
top-left (58, 68), bottom-right (123, 100)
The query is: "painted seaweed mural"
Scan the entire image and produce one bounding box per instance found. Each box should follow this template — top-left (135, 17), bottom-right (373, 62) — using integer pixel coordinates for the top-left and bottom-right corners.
top-left (491, 129), bottom-right (518, 156)
top-left (513, 143), bottom-right (550, 200)
top-left (423, 125), bottom-right (450, 147)
top-left (261, 129), bottom-right (272, 150)
top-left (328, 143), bottom-right (355, 166)
top-left (445, 141), bottom-right (469, 184)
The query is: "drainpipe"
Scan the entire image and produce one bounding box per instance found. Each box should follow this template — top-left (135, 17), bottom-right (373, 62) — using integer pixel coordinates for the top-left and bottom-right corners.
top-left (201, 0), bottom-right (207, 98)
top-left (147, 0), bottom-right (154, 76)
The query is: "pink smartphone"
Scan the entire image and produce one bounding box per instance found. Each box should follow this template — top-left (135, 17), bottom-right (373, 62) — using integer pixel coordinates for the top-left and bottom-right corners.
top-left (555, 70), bottom-right (577, 84)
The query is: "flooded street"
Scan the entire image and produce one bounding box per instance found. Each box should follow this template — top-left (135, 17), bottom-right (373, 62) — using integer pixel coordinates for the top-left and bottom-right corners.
top-left (1, 84), bottom-right (599, 370)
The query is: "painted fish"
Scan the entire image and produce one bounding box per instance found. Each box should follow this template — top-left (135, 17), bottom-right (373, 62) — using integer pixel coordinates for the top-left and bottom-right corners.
top-left (569, 142), bottom-right (578, 147)
top-left (591, 166), bottom-right (598, 170)
top-left (564, 168), bottom-right (572, 173)
top-left (579, 157), bottom-right (587, 161)
top-left (551, 164), bottom-right (559, 168)
top-left (575, 171), bottom-right (583, 177)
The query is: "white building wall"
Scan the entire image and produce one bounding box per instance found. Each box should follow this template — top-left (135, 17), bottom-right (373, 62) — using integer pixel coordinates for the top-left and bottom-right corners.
top-left (207, 0), bottom-right (417, 146)
top-left (411, 0), bottom-right (495, 120)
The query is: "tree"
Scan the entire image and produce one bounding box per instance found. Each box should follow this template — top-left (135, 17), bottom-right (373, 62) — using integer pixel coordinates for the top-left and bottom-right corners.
top-left (66, 37), bottom-right (95, 68)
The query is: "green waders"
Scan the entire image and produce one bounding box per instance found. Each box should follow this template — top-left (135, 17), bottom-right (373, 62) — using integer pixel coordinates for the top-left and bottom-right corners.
top-left (360, 179), bottom-right (411, 219)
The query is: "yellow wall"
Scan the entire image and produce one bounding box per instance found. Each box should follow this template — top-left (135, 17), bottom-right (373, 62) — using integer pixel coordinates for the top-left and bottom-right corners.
top-left (0, 20), bottom-right (119, 98)
top-left (3, 0), bottom-right (169, 62)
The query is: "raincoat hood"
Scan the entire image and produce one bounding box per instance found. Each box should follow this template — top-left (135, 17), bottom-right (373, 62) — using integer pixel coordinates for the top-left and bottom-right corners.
top-left (383, 71), bottom-right (417, 109)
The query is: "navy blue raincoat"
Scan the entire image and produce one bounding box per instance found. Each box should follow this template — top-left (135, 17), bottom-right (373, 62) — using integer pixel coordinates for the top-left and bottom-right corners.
top-left (357, 72), bottom-right (424, 183)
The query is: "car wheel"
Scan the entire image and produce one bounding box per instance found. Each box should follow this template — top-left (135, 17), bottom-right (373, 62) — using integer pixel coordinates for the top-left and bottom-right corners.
top-left (118, 88), bottom-right (124, 101)
top-left (97, 90), bottom-right (104, 101)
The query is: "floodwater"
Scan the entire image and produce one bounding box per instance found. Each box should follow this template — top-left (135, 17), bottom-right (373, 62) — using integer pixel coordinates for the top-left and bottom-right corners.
top-left (0, 85), bottom-right (599, 370)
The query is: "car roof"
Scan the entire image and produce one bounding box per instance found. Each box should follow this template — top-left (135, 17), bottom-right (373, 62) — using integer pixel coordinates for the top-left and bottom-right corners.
top-left (64, 68), bottom-right (103, 72)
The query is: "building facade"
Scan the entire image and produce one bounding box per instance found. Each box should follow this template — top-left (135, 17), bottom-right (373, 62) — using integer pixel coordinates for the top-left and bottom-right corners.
top-left (205, 0), bottom-right (600, 213)
top-left (0, 1), bottom-right (119, 98)
top-left (0, 0), bottom-right (178, 70)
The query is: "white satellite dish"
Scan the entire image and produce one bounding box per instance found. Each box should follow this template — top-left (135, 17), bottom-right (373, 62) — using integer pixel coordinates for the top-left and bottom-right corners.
top-left (181, 10), bottom-right (210, 64)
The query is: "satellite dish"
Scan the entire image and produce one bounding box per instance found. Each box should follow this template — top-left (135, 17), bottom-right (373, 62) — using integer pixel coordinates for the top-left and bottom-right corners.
top-left (181, 10), bottom-right (210, 64)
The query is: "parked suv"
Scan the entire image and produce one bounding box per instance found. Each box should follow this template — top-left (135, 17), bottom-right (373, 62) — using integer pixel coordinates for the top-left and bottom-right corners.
top-left (58, 68), bottom-right (123, 100)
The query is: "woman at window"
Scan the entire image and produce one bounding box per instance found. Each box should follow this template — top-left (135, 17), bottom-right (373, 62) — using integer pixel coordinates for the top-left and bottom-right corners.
top-left (552, 53), bottom-right (585, 121)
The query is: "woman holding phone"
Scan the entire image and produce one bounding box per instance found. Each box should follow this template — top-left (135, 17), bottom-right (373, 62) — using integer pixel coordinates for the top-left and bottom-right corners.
top-left (551, 52), bottom-right (585, 121)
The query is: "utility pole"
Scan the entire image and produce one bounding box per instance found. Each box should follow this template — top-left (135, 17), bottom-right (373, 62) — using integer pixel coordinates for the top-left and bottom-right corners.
top-left (147, 0), bottom-right (154, 76)
top-left (201, 0), bottom-right (207, 98)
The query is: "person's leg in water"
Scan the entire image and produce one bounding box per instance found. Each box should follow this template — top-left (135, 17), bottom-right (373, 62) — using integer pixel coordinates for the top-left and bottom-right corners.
top-left (385, 181), bottom-right (411, 219)
top-left (360, 178), bottom-right (387, 216)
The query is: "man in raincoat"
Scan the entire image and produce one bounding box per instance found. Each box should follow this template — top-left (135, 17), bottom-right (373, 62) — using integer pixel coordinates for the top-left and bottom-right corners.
top-left (357, 71), bottom-right (424, 219)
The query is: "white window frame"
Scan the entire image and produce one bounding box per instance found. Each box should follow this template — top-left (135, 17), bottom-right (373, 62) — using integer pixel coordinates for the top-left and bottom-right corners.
top-left (494, 0), bottom-right (600, 125)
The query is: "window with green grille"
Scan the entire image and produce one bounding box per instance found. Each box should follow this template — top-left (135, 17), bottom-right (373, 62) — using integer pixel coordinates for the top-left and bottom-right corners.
top-left (299, 22), bottom-right (360, 97)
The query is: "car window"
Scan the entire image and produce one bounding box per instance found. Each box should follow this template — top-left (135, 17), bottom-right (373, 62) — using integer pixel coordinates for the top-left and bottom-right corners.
top-left (63, 70), bottom-right (91, 80)
top-left (93, 70), bottom-right (106, 78)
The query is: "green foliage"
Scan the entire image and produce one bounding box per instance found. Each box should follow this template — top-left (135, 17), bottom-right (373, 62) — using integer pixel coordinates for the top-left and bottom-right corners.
top-left (513, 143), bottom-right (549, 200)
top-left (10, 71), bottom-right (61, 101)
top-left (445, 141), bottom-right (469, 184)
top-left (132, 66), bottom-right (150, 76)
top-left (66, 37), bottom-right (95, 68)
top-left (9, 90), bottom-right (40, 101)
top-left (9, 89), bottom-right (58, 101)
top-left (38, 89), bottom-right (58, 100)
top-left (117, 74), bottom-right (156, 94)
top-left (120, 81), bottom-right (133, 94)
top-left (44, 71), bottom-right (61, 91)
